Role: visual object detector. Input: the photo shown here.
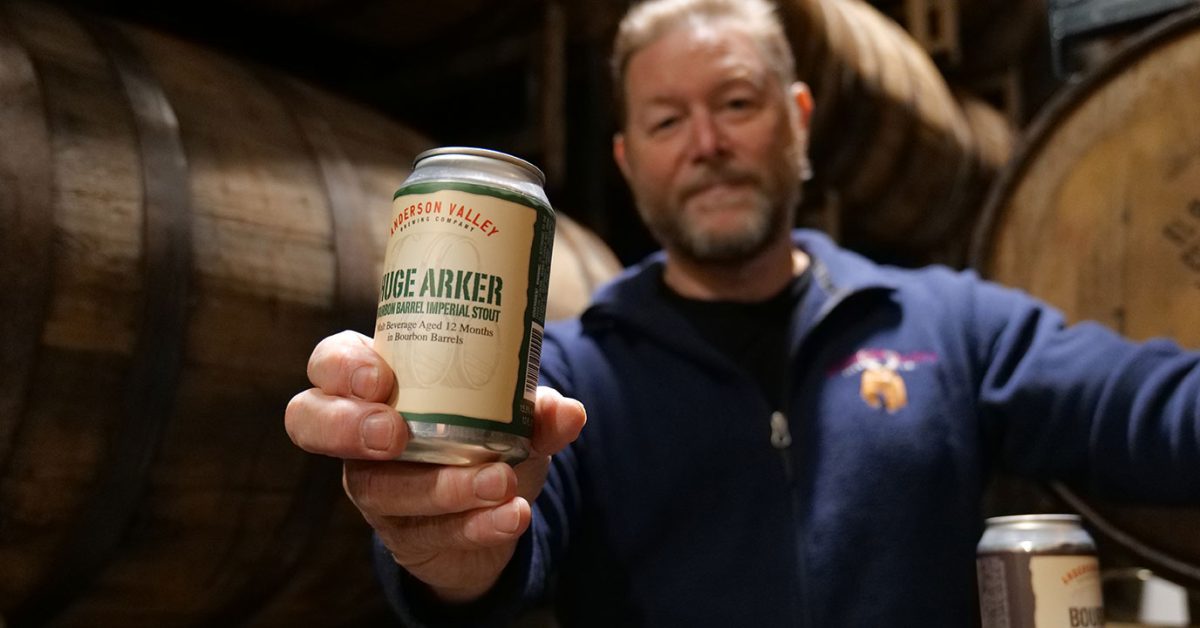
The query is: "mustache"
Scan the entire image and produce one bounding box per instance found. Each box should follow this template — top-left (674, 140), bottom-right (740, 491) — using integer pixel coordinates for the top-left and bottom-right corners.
top-left (676, 164), bottom-right (759, 200)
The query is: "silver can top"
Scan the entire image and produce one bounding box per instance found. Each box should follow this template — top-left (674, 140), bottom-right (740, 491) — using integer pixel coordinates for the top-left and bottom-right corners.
top-left (406, 146), bottom-right (550, 210)
top-left (414, 146), bottom-right (545, 185)
top-left (985, 514), bottom-right (1082, 528)
top-left (978, 513), bottom-right (1095, 554)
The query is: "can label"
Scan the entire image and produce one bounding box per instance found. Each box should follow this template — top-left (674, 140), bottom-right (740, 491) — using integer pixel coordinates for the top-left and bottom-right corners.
top-left (977, 553), bottom-right (1104, 628)
top-left (374, 181), bottom-right (554, 437)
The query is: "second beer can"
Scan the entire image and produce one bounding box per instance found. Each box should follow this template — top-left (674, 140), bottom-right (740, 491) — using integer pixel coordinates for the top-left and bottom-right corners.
top-left (373, 147), bottom-right (555, 466)
top-left (976, 514), bottom-right (1105, 628)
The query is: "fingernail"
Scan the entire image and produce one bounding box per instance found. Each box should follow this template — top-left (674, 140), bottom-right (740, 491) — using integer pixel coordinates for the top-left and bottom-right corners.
top-left (491, 500), bottom-right (522, 534)
top-left (350, 366), bottom-right (379, 399)
top-left (361, 412), bottom-right (395, 452)
top-left (473, 465), bottom-right (508, 502)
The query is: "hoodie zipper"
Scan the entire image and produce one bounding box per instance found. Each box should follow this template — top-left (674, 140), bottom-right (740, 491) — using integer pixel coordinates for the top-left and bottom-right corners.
top-left (774, 282), bottom-right (886, 628)
top-left (770, 410), bottom-right (793, 481)
top-left (769, 407), bottom-right (808, 628)
top-left (771, 269), bottom-right (853, 628)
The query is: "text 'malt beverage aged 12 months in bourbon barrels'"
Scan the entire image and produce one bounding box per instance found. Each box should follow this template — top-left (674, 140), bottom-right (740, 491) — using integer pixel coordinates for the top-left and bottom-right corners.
top-left (374, 147), bottom-right (555, 466)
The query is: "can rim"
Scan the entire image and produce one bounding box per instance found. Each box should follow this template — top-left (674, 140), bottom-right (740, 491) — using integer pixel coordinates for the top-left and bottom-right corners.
top-left (414, 146), bottom-right (546, 186)
top-left (985, 513), bottom-right (1082, 527)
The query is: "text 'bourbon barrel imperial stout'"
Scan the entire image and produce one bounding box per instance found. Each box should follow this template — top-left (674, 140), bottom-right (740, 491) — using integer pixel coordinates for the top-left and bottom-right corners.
top-left (977, 514), bottom-right (1105, 628)
top-left (374, 147), bottom-right (555, 465)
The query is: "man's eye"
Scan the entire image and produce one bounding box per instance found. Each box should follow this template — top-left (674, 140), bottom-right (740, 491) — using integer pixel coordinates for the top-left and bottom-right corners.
top-left (650, 116), bottom-right (679, 133)
top-left (725, 97), bottom-right (755, 111)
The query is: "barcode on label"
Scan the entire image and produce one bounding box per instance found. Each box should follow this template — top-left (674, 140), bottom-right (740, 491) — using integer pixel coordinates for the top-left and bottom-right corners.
top-left (524, 323), bottom-right (544, 401)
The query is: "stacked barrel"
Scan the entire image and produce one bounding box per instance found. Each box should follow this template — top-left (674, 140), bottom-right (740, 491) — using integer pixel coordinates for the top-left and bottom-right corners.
top-left (0, 3), bottom-right (619, 626)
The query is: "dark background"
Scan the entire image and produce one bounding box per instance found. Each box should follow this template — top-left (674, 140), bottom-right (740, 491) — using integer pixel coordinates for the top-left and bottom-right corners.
top-left (43, 0), bottom-right (1069, 266)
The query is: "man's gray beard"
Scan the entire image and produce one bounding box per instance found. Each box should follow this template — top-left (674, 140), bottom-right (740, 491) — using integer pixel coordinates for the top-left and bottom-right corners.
top-left (641, 184), bottom-right (800, 264)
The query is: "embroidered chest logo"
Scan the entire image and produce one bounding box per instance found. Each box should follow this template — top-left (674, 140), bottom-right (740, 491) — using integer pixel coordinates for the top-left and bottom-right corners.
top-left (832, 350), bottom-right (937, 413)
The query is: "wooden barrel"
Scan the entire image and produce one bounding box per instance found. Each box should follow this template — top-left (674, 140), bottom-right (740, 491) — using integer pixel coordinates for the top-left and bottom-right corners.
top-left (924, 90), bottom-right (1015, 264)
top-left (778, 0), bottom-right (1014, 263)
top-left (547, 214), bottom-right (622, 321)
top-left (0, 3), bottom-right (621, 627)
top-left (971, 6), bottom-right (1200, 588)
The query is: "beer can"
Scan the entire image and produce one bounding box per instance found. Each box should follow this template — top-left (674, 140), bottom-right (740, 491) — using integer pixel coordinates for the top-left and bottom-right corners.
top-left (373, 147), bottom-right (555, 466)
top-left (976, 514), bottom-right (1105, 628)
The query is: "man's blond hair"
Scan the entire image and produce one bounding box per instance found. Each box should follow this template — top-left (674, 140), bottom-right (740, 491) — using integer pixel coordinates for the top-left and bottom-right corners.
top-left (611, 0), bottom-right (797, 127)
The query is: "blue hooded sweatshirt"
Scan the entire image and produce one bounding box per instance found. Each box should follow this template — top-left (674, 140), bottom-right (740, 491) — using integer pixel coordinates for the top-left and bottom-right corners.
top-left (378, 229), bottom-right (1200, 627)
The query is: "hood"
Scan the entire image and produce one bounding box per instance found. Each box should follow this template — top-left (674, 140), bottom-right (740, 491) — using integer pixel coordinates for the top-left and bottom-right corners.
top-left (577, 229), bottom-right (898, 361)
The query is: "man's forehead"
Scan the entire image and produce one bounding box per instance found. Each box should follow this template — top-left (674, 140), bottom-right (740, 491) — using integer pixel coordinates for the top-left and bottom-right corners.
top-left (625, 20), bottom-right (771, 93)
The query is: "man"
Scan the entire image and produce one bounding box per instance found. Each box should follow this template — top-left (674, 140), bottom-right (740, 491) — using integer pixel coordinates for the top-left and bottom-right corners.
top-left (284, 0), bottom-right (1200, 625)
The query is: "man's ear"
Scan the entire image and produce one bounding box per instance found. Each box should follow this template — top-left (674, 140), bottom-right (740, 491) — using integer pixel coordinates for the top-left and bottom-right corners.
top-left (790, 82), bottom-right (813, 130)
top-left (789, 82), bottom-right (814, 181)
top-left (613, 133), bottom-right (632, 182)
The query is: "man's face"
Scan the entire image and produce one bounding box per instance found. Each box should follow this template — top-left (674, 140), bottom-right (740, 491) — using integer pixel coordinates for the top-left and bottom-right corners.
top-left (614, 20), bottom-right (809, 264)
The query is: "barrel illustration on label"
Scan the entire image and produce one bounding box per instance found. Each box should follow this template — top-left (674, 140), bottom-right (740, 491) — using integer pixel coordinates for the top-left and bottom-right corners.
top-left (387, 232), bottom-right (502, 391)
top-left (374, 147), bottom-right (555, 466)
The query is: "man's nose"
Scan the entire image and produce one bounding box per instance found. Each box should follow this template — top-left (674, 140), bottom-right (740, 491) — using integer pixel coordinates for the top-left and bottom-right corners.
top-left (687, 110), bottom-right (726, 160)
